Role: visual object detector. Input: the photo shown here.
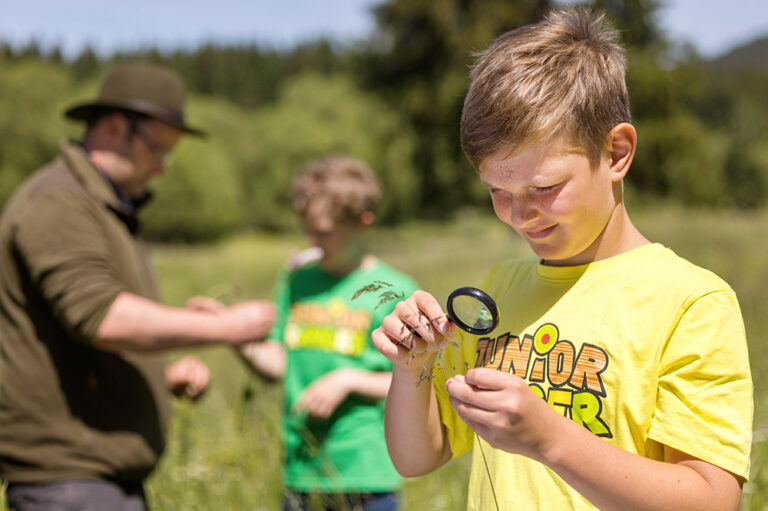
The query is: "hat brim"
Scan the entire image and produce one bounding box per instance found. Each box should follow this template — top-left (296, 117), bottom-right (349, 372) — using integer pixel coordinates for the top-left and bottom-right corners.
top-left (65, 99), bottom-right (207, 137)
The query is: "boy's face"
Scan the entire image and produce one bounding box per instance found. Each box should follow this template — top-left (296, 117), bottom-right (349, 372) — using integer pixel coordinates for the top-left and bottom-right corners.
top-left (300, 211), bottom-right (368, 270)
top-left (479, 139), bottom-right (624, 266)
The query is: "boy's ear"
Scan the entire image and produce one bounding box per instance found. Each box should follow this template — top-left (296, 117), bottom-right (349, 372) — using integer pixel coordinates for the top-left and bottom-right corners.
top-left (606, 123), bottom-right (637, 182)
top-left (359, 211), bottom-right (376, 227)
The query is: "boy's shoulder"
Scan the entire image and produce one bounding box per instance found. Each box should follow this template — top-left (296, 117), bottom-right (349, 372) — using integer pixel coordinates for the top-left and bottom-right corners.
top-left (486, 244), bottom-right (735, 299)
top-left (286, 257), bottom-right (418, 296)
top-left (621, 244), bottom-right (735, 297)
top-left (360, 257), bottom-right (419, 294)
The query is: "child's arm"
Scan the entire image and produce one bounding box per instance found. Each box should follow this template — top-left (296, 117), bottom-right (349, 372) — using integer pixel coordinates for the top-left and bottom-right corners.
top-left (239, 341), bottom-right (285, 381)
top-left (447, 368), bottom-right (742, 511)
top-left (371, 290), bottom-right (457, 477)
top-left (295, 368), bottom-right (391, 419)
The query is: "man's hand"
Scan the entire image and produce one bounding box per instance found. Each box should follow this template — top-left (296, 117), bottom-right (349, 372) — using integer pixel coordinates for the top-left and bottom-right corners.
top-left (186, 295), bottom-right (226, 312)
top-left (166, 355), bottom-right (211, 400)
top-left (187, 296), bottom-right (276, 345)
top-left (219, 300), bottom-right (276, 344)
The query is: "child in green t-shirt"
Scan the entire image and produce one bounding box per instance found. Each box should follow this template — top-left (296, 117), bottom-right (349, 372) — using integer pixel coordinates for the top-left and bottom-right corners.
top-left (241, 156), bottom-right (418, 511)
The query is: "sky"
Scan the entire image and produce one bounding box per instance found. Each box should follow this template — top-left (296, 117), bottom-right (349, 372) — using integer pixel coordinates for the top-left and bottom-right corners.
top-left (2, 0), bottom-right (768, 60)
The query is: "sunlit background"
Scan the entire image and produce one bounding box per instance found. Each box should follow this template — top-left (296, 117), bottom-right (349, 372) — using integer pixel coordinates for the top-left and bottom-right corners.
top-left (1, 1), bottom-right (767, 510)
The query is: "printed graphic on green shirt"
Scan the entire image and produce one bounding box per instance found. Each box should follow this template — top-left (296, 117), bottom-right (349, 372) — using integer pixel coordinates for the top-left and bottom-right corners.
top-left (475, 322), bottom-right (612, 438)
top-left (284, 298), bottom-right (372, 356)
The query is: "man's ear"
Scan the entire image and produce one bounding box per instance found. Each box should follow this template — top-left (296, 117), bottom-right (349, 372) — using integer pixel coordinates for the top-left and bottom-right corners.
top-left (98, 112), bottom-right (131, 142)
top-left (359, 211), bottom-right (376, 228)
top-left (607, 123), bottom-right (637, 182)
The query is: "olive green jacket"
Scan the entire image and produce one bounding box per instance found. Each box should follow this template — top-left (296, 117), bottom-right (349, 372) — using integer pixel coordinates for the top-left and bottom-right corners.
top-left (0, 141), bottom-right (169, 483)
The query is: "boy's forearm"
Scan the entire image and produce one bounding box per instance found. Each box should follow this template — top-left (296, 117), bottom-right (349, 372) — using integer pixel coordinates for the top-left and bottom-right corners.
top-left (338, 369), bottom-right (391, 400)
top-left (541, 415), bottom-right (742, 511)
top-left (384, 365), bottom-right (452, 477)
top-left (239, 340), bottom-right (285, 381)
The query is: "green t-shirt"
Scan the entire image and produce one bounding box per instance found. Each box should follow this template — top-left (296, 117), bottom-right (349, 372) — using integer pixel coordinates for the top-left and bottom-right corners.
top-left (271, 258), bottom-right (418, 493)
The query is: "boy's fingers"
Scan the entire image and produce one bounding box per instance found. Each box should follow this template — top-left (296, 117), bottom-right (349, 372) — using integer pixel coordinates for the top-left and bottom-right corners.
top-left (446, 376), bottom-right (498, 411)
top-left (465, 367), bottom-right (526, 390)
top-left (394, 299), bottom-right (442, 343)
top-left (410, 290), bottom-right (451, 335)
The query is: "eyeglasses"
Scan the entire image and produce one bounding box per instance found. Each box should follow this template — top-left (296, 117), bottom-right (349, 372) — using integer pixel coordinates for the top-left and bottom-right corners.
top-left (128, 121), bottom-right (173, 167)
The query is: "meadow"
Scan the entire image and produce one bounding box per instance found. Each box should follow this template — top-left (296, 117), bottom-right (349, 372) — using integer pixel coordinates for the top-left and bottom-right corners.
top-left (3, 206), bottom-right (766, 510)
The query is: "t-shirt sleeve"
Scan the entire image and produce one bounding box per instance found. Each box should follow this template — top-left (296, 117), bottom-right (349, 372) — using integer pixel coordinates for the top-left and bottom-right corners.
top-left (649, 290), bottom-right (753, 479)
top-left (13, 190), bottom-right (124, 343)
top-left (268, 267), bottom-right (293, 344)
top-left (432, 330), bottom-right (476, 459)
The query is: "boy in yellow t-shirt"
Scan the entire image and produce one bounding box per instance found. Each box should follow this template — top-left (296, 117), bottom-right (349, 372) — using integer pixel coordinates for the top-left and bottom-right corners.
top-left (371, 7), bottom-right (752, 511)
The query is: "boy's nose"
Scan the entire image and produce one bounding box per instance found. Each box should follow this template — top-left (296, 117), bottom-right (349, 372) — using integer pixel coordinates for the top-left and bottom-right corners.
top-left (509, 198), bottom-right (540, 228)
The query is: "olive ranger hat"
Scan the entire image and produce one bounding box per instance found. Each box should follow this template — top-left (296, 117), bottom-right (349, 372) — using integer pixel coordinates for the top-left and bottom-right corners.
top-left (64, 62), bottom-right (206, 137)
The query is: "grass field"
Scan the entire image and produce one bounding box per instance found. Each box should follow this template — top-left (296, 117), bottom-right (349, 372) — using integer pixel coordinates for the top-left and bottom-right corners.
top-left (3, 206), bottom-right (767, 510)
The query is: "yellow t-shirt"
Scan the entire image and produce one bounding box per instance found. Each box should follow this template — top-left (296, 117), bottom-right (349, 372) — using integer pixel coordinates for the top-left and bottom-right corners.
top-left (433, 243), bottom-right (753, 510)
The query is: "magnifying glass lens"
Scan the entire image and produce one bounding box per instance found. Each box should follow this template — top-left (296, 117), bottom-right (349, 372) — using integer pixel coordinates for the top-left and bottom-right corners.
top-left (452, 295), bottom-right (494, 330)
top-left (446, 287), bottom-right (499, 335)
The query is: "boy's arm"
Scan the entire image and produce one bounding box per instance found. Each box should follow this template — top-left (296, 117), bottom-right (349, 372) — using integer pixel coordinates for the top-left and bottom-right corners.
top-left (371, 290), bottom-right (457, 477)
top-left (447, 368), bottom-right (742, 511)
top-left (238, 341), bottom-right (286, 381)
top-left (295, 368), bottom-right (391, 420)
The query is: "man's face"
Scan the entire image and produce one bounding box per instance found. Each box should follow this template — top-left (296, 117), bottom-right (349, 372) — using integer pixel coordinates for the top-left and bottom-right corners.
top-left (114, 117), bottom-right (180, 198)
top-left (479, 140), bottom-right (622, 266)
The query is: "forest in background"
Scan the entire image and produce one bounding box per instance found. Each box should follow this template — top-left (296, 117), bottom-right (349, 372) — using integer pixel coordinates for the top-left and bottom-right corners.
top-left (1, 0), bottom-right (767, 241)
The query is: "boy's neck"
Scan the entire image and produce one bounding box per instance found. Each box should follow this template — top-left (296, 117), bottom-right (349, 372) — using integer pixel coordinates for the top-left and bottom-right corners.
top-left (320, 253), bottom-right (377, 276)
top-left (543, 203), bottom-right (649, 266)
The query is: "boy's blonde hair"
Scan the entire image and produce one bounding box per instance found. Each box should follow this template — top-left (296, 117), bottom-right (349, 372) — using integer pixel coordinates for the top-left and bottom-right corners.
top-left (292, 155), bottom-right (382, 224)
top-left (461, 7), bottom-right (630, 170)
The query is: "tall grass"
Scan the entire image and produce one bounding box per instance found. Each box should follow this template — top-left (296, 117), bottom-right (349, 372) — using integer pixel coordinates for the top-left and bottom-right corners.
top-left (2, 207), bottom-right (765, 510)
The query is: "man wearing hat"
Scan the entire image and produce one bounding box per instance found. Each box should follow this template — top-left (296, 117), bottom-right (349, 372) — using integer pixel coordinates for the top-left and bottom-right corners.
top-left (0, 62), bottom-right (275, 510)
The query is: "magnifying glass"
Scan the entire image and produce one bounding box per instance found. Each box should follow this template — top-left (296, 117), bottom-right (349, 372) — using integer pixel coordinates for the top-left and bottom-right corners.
top-left (446, 286), bottom-right (499, 335)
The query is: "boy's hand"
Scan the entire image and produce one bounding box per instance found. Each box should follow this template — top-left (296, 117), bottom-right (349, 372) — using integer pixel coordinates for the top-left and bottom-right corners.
top-left (371, 290), bottom-right (456, 372)
top-left (295, 368), bottom-right (354, 419)
top-left (446, 368), bottom-right (563, 461)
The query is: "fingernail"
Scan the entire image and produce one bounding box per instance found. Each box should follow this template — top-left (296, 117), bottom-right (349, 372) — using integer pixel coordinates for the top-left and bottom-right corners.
top-left (438, 316), bottom-right (450, 335)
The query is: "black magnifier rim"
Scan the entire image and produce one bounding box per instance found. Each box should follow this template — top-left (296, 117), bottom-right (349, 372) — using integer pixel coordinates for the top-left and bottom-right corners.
top-left (446, 286), bottom-right (499, 336)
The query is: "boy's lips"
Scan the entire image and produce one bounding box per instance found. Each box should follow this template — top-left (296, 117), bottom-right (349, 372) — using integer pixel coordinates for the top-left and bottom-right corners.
top-left (525, 225), bottom-right (556, 239)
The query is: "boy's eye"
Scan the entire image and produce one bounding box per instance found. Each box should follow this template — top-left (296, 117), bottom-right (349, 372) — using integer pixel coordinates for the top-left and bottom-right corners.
top-left (533, 183), bottom-right (561, 193)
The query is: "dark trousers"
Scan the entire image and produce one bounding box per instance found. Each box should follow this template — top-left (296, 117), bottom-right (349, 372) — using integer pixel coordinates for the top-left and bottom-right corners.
top-left (283, 491), bottom-right (400, 511)
top-left (5, 479), bottom-right (147, 511)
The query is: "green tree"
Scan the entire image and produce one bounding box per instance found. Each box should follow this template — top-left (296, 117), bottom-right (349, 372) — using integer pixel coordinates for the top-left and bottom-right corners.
top-left (241, 72), bottom-right (419, 230)
top-left (0, 57), bottom-right (77, 205)
top-left (356, 0), bottom-right (552, 217)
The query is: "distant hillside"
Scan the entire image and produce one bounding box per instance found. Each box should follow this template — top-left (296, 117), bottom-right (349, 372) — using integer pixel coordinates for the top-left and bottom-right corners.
top-left (704, 35), bottom-right (768, 73)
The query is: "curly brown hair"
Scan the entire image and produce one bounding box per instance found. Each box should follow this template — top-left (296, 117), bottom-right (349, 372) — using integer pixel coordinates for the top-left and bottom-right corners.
top-left (292, 156), bottom-right (382, 224)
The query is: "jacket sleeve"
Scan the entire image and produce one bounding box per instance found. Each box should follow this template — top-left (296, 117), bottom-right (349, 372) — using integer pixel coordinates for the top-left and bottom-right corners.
top-left (13, 189), bottom-right (124, 343)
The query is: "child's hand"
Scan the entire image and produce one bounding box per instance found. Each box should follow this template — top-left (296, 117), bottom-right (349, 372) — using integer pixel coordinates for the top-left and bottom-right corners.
top-left (371, 290), bottom-right (456, 371)
top-left (295, 369), bottom-right (354, 419)
top-left (446, 368), bottom-right (564, 461)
